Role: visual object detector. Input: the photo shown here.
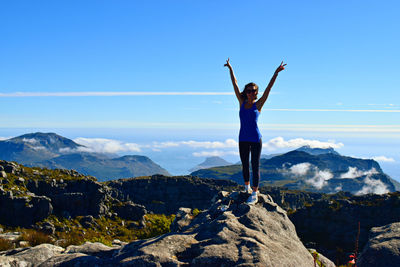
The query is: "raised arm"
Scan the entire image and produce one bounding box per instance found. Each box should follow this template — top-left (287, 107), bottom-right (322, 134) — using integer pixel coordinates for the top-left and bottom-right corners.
top-left (224, 58), bottom-right (243, 105)
top-left (256, 61), bottom-right (286, 111)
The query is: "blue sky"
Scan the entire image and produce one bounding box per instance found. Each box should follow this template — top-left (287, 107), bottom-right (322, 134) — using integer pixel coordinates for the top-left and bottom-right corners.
top-left (0, 1), bottom-right (399, 179)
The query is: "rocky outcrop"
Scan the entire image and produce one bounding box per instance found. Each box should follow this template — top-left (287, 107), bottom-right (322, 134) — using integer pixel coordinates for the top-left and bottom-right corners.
top-left (108, 175), bottom-right (240, 214)
top-left (0, 187), bottom-right (52, 227)
top-left (112, 201), bottom-right (147, 221)
top-left (0, 191), bottom-right (316, 266)
top-left (26, 178), bottom-right (111, 218)
top-left (0, 244), bottom-right (64, 267)
top-left (289, 192), bottom-right (400, 264)
top-left (357, 222), bottom-right (400, 267)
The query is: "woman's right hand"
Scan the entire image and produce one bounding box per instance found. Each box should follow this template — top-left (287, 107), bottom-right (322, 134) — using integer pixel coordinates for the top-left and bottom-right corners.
top-left (275, 61), bottom-right (287, 73)
top-left (224, 58), bottom-right (232, 69)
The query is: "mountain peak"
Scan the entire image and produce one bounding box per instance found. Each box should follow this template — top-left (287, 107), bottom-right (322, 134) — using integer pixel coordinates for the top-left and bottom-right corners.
top-left (9, 132), bottom-right (84, 151)
top-left (295, 145), bottom-right (339, 156)
top-left (189, 156), bottom-right (232, 172)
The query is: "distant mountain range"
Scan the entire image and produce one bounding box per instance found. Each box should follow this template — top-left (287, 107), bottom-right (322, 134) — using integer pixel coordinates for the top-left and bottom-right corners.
top-left (0, 132), bottom-right (170, 181)
top-left (188, 156), bottom-right (232, 172)
top-left (191, 146), bottom-right (400, 195)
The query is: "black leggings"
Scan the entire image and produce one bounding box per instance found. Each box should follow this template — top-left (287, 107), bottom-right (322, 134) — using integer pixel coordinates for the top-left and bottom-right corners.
top-left (239, 140), bottom-right (262, 189)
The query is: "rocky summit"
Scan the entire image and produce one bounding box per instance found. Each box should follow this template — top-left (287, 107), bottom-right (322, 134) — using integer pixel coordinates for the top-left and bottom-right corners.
top-left (0, 191), bottom-right (323, 266)
top-left (357, 222), bottom-right (400, 267)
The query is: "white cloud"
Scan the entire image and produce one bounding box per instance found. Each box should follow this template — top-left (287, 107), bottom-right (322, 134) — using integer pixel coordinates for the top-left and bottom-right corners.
top-left (32, 146), bottom-right (47, 150)
top-left (335, 185), bottom-right (343, 191)
top-left (0, 137), bottom-right (10, 141)
top-left (182, 139), bottom-right (237, 149)
top-left (306, 170), bottom-right (334, 189)
top-left (355, 176), bottom-right (389, 195)
top-left (372, 156), bottom-right (395, 163)
top-left (192, 150), bottom-right (239, 157)
top-left (153, 139), bottom-right (238, 149)
top-left (281, 162), bottom-right (333, 189)
top-left (22, 138), bottom-right (39, 144)
top-left (289, 163), bottom-right (312, 176)
top-left (264, 137), bottom-right (344, 151)
top-left (71, 138), bottom-right (141, 154)
top-left (340, 167), bottom-right (379, 179)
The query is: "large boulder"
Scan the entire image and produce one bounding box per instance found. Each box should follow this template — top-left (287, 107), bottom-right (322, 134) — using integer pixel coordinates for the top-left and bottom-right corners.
top-left (0, 244), bottom-right (64, 267)
top-left (111, 191), bottom-right (314, 266)
top-left (358, 222), bottom-right (400, 267)
top-left (112, 201), bottom-right (147, 221)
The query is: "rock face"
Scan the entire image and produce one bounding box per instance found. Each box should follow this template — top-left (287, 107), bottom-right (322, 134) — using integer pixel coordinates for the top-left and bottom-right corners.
top-left (0, 187), bottom-right (52, 227)
top-left (26, 178), bottom-right (111, 218)
top-left (108, 175), bottom-right (240, 214)
top-left (0, 191), bottom-right (316, 266)
top-left (289, 192), bottom-right (400, 264)
top-left (357, 222), bottom-right (400, 267)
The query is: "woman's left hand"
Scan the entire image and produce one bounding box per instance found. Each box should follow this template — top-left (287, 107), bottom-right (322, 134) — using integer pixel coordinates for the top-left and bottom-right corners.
top-left (275, 61), bottom-right (287, 73)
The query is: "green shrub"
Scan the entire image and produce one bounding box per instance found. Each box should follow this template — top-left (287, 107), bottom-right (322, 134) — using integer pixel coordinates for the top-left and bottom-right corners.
top-left (137, 214), bottom-right (175, 239)
top-left (192, 208), bottom-right (200, 217)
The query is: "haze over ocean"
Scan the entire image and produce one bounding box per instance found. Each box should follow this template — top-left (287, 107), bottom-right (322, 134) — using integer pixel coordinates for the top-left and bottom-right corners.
top-left (1, 1), bottom-right (399, 180)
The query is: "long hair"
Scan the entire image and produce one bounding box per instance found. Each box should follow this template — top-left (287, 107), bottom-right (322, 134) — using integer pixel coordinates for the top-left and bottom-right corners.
top-left (240, 82), bottom-right (259, 102)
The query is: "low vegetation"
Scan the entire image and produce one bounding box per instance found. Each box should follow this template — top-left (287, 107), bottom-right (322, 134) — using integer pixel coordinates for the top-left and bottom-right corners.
top-left (0, 213), bottom-right (176, 251)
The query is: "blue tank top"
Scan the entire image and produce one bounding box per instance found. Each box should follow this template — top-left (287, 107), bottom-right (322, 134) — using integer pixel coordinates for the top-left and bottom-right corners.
top-left (239, 101), bottom-right (262, 142)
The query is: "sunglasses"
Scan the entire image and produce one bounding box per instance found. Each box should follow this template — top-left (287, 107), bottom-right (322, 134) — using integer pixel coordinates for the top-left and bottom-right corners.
top-left (246, 90), bottom-right (257, 94)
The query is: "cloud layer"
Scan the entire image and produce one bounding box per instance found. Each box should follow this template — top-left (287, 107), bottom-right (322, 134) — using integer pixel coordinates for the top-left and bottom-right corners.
top-left (264, 137), bottom-right (344, 151)
top-left (71, 138), bottom-right (141, 154)
top-left (372, 156), bottom-right (395, 163)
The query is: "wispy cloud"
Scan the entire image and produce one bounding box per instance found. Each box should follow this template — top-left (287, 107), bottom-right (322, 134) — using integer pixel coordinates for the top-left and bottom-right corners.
top-left (0, 91), bottom-right (234, 97)
top-left (356, 176), bottom-right (390, 195)
top-left (192, 150), bottom-right (239, 157)
top-left (372, 156), bottom-right (395, 163)
top-left (282, 162), bottom-right (333, 189)
top-left (340, 167), bottom-right (379, 179)
top-left (69, 137), bottom-right (142, 154)
top-left (263, 137), bottom-right (343, 151)
top-left (153, 139), bottom-right (238, 149)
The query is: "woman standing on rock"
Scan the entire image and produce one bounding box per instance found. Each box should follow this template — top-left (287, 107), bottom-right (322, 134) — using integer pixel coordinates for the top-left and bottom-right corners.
top-left (224, 58), bottom-right (286, 204)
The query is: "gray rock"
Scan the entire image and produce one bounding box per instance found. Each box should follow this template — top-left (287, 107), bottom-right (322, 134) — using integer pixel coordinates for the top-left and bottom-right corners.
top-left (0, 244), bottom-right (64, 267)
top-left (0, 232), bottom-right (22, 242)
top-left (39, 222), bottom-right (55, 235)
top-left (0, 171), bottom-right (7, 178)
top-left (64, 242), bottom-right (117, 258)
top-left (170, 207), bottom-right (193, 232)
top-left (358, 222), bottom-right (400, 267)
top-left (15, 177), bottom-right (25, 186)
top-left (38, 253), bottom-right (104, 267)
top-left (111, 191), bottom-right (314, 266)
top-left (112, 201), bottom-right (147, 221)
top-left (79, 215), bottom-right (96, 228)
top-left (0, 192), bottom-right (53, 227)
